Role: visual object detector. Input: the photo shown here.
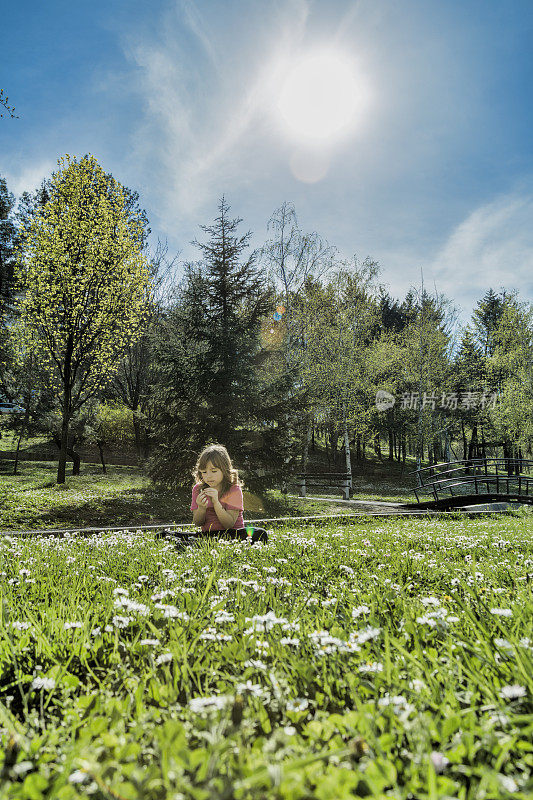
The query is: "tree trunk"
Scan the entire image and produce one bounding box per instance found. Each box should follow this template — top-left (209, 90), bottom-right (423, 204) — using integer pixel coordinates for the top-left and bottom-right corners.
top-left (57, 408), bottom-right (70, 483)
top-left (13, 412), bottom-right (30, 476)
top-left (461, 419), bottom-right (467, 460)
top-left (97, 441), bottom-right (107, 474)
top-left (480, 427), bottom-right (486, 461)
top-left (132, 409), bottom-right (142, 459)
top-left (342, 401), bottom-right (352, 492)
top-left (301, 412), bottom-right (313, 473)
top-left (67, 443), bottom-right (81, 475)
top-left (388, 429), bottom-right (393, 460)
top-left (330, 423), bottom-right (338, 466)
top-left (374, 432), bottom-right (381, 459)
top-left (53, 434), bottom-right (80, 476)
top-left (57, 334), bottom-right (74, 484)
top-left (467, 425), bottom-right (478, 462)
top-left (444, 429), bottom-right (452, 463)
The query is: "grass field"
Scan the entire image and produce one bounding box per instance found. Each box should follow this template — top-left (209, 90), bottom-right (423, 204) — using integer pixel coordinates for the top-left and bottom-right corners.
top-left (0, 511), bottom-right (531, 798)
top-left (0, 459), bottom-right (417, 533)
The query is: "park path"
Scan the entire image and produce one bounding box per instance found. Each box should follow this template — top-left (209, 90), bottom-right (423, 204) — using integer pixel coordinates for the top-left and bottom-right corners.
top-left (286, 494), bottom-right (513, 515)
top-left (287, 494), bottom-right (433, 515)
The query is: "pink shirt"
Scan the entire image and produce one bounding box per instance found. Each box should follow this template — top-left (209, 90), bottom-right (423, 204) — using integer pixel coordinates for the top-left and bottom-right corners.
top-left (191, 483), bottom-right (245, 532)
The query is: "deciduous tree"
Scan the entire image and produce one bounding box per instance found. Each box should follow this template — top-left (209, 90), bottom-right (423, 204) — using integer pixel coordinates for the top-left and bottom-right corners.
top-left (11, 154), bottom-right (154, 483)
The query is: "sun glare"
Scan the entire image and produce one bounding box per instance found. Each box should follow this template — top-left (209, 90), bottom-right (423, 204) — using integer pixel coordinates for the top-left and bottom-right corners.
top-left (277, 50), bottom-right (363, 145)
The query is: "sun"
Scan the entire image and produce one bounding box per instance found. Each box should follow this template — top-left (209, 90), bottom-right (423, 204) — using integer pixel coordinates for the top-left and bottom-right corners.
top-left (276, 50), bottom-right (363, 145)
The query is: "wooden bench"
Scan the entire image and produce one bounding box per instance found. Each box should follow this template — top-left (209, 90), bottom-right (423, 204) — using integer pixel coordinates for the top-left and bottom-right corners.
top-left (296, 472), bottom-right (352, 501)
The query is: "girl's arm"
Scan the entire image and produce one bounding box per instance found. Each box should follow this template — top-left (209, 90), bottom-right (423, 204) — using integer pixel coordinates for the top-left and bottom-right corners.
top-left (213, 501), bottom-right (239, 528)
top-left (193, 508), bottom-right (206, 526)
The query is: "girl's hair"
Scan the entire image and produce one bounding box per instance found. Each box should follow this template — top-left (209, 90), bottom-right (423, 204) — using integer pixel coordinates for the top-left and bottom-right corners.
top-left (192, 444), bottom-right (243, 499)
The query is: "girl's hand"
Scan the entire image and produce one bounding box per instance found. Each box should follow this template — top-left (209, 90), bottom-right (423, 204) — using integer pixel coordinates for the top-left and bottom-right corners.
top-left (196, 491), bottom-right (209, 509)
top-left (202, 487), bottom-right (219, 503)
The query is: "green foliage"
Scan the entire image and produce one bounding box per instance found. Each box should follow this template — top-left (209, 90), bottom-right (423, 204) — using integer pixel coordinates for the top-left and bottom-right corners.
top-left (84, 400), bottom-right (137, 448)
top-left (0, 514), bottom-right (531, 797)
top-left (11, 154), bottom-right (154, 403)
top-left (144, 197), bottom-right (301, 494)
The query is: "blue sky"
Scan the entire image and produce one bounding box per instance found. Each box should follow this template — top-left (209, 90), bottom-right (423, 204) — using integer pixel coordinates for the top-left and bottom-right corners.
top-left (2, 0), bottom-right (533, 325)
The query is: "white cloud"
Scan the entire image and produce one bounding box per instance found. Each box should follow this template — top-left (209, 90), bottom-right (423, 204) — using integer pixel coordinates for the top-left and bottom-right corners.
top-left (2, 159), bottom-right (56, 199)
top-left (429, 187), bottom-right (533, 308)
top-left (115, 0), bottom-right (310, 226)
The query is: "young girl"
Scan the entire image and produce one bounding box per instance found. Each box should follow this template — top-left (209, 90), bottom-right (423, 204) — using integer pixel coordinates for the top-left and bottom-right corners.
top-left (190, 444), bottom-right (268, 544)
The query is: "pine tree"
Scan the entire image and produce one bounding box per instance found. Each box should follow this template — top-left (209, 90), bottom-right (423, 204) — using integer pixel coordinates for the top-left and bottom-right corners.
top-left (145, 197), bottom-right (301, 495)
top-left (472, 288), bottom-right (507, 357)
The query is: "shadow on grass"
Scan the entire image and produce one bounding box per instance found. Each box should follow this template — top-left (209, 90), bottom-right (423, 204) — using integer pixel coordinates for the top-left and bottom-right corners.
top-left (1, 456), bottom-right (420, 531)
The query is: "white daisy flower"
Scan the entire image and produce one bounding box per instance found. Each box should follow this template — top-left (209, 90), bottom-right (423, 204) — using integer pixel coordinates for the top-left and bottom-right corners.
top-left (499, 684), bottom-right (526, 700)
top-left (31, 676), bottom-right (56, 691)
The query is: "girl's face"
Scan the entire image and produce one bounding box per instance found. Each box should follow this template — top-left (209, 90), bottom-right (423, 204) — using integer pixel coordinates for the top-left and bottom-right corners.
top-left (200, 461), bottom-right (223, 487)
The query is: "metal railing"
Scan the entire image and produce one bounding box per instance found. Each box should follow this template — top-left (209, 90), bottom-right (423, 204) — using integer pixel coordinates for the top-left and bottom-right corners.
top-left (409, 458), bottom-right (533, 504)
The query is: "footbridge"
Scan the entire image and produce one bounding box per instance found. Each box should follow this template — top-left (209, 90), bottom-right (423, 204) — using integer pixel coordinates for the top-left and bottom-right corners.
top-left (402, 457), bottom-right (533, 511)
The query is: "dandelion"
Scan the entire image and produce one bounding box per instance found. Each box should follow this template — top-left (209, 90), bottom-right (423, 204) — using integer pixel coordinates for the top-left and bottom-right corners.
top-left (189, 695), bottom-right (232, 713)
top-left (494, 638), bottom-right (513, 651)
top-left (287, 698), bottom-right (308, 713)
top-left (151, 590), bottom-right (173, 601)
top-left (236, 681), bottom-right (265, 697)
top-left (359, 661), bottom-right (383, 673)
top-left (68, 770), bottom-right (90, 784)
top-left (31, 676), bottom-right (56, 690)
top-left (284, 726), bottom-right (296, 736)
top-left (139, 638), bottom-right (160, 646)
top-left (245, 611), bottom-right (288, 631)
top-left (64, 621), bottom-right (83, 630)
top-left (352, 605), bottom-right (370, 618)
top-left (490, 608), bottom-right (512, 617)
top-left (488, 711), bottom-right (509, 726)
top-left (10, 621), bottom-right (31, 630)
top-left (430, 751), bottom-right (449, 773)
top-left (214, 610), bottom-right (235, 623)
top-left (154, 603), bottom-right (189, 620)
top-left (244, 659), bottom-right (267, 670)
top-left (114, 597), bottom-right (150, 616)
top-left (112, 615), bottom-right (132, 629)
top-left (353, 625), bottom-right (381, 645)
top-left (499, 684), bottom-right (526, 700)
top-left (280, 637), bottom-right (300, 646)
top-left (499, 775), bottom-right (518, 793)
top-left (155, 652), bottom-right (173, 665)
top-left (199, 627), bottom-right (232, 642)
